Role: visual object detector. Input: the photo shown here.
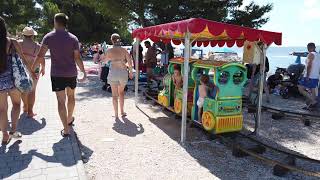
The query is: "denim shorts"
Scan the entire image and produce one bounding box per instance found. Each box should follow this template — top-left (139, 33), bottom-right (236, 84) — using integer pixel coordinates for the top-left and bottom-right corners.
top-left (299, 77), bottom-right (319, 89)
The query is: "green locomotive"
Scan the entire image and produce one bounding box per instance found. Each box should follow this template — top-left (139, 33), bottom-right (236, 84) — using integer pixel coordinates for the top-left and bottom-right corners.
top-left (158, 57), bottom-right (247, 134)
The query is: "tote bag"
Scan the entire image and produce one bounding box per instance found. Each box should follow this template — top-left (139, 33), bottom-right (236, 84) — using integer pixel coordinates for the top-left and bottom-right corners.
top-left (10, 45), bottom-right (33, 93)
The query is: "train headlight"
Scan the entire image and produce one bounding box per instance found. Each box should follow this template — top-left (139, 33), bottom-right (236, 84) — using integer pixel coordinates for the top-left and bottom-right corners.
top-left (236, 105), bottom-right (241, 110)
top-left (218, 71), bottom-right (230, 85)
top-left (219, 106), bottom-right (224, 111)
top-left (233, 71), bottom-right (244, 85)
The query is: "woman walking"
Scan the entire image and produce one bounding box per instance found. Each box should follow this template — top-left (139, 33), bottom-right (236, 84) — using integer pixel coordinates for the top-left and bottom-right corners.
top-left (103, 34), bottom-right (133, 119)
top-left (18, 27), bottom-right (40, 118)
top-left (0, 17), bottom-right (34, 144)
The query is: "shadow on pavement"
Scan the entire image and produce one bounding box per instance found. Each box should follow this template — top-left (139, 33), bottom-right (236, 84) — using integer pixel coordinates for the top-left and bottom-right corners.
top-left (112, 117), bottom-right (144, 137)
top-left (73, 131), bottom-right (94, 164)
top-left (30, 138), bottom-right (78, 167)
top-left (28, 131), bottom-right (94, 167)
top-left (0, 140), bottom-right (32, 179)
top-left (18, 117), bottom-right (46, 135)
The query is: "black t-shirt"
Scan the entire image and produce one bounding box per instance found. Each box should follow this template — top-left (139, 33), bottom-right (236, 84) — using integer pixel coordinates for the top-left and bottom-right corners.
top-left (246, 57), bottom-right (269, 79)
top-left (256, 57), bottom-right (269, 73)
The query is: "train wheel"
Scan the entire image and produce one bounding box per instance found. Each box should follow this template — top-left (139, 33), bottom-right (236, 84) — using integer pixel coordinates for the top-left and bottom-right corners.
top-left (174, 98), bottom-right (182, 114)
top-left (202, 111), bottom-right (215, 131)
top-left (163, 96), bottom-right (169, 107)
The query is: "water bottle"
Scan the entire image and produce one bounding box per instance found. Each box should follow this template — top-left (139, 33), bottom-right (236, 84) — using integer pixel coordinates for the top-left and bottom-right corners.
top-left (78, 71), bottom-right (84, 80)
top-left (77, 71), bottom-right (88, 83)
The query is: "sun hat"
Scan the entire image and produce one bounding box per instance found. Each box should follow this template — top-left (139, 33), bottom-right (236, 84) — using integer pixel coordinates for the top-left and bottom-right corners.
top-left (22, 26), bottom-right (38, 36)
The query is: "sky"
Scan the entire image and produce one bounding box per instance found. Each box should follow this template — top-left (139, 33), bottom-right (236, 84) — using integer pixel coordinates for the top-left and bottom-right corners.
top-left (242, 0), bottom-right (320, 47)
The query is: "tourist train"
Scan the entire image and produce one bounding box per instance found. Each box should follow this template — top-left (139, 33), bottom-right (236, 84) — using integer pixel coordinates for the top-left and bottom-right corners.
top-left (158, 57), bottom-right (247, 134)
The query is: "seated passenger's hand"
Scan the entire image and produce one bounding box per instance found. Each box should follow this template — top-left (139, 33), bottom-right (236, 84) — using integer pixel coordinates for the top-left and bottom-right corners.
top-left (129, 72), bottom-right (134, 79)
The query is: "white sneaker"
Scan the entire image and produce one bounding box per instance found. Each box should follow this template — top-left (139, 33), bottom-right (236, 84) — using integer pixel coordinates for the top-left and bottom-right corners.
top-left (9, 131), bottom-right (22, 138)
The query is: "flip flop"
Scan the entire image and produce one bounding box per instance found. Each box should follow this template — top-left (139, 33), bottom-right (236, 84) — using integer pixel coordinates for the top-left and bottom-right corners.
top-left (68, 117), bottom-right (75, 126)
top-left (309, 103), bottom-right (318, 108)
top-left (1, 136), bottom-right (12, 145)
top-left (121, 113), bottom-right (127, 117)
top-left (60, 130), bottom-right (70, 138)
top-left (302, 104), bottom-right (317, 111)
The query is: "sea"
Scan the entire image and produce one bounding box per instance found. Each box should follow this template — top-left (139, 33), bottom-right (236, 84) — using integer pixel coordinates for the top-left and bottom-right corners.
top-left (193, 46), bottom-right (320, 76)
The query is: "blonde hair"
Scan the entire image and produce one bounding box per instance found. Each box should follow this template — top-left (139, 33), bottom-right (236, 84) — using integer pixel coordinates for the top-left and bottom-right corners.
top-left (111, 33), bottom-right (120, 42)
top-left (200, 74), bottom-right (209, 85)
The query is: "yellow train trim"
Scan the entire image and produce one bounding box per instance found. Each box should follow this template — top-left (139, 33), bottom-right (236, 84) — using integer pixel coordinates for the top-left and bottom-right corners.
top-left (215, 115), bottom-right (243, 134)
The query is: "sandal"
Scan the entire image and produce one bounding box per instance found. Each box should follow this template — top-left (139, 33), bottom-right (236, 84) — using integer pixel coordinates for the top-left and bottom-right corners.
top-left (121, 113), bottom-right (127, 117)
top-left (309, 103), bottom-right (318, 108)
top-left (68, 117), bottom-right (75, 126)
top-left (302, 104), bottom-right (317, 111)
top-left (9, 131), bottom-right (22, 138)
top-left (60, 130), bottom-right (70, 138)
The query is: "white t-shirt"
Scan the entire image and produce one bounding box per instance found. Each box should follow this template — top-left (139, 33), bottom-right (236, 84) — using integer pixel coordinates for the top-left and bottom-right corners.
top-left (304, 52), bottom-right (320, 79)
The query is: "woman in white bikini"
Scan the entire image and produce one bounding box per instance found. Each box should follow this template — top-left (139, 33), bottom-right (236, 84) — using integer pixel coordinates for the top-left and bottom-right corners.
top-left (18, 27), bottom-right (41, 118)
top-left (103, 34), bottom-right (133, 119)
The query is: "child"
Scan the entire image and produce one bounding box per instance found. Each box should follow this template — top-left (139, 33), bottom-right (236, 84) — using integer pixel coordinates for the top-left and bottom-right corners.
top-left (172, 65), bottom-right (183, 90)
top-left (197, 74), bottom-right (209, 120)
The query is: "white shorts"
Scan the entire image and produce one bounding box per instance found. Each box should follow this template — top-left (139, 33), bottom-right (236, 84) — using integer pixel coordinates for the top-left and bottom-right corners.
top-left (197, 97), bottom-right (204, 108)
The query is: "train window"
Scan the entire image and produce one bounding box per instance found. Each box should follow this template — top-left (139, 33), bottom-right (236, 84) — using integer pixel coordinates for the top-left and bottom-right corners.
top-left (233, 71), bottom-right (245, 85)
top-left (218, 71), bottom-right (229, 85)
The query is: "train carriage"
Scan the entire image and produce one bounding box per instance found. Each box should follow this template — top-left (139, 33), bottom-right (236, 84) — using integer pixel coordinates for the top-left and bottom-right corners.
top-left (158, 57), bottom-right (197, 115)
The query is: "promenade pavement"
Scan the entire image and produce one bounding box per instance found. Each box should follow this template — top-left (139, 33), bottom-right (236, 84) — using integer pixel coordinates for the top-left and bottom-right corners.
top-left (0, 59), bottom-right (87, 180)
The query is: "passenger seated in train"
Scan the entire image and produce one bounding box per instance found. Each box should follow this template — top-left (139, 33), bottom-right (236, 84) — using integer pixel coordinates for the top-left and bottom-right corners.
top-left (172, 65), bottom-right (183, 95)
top-left (197, 74), bottom-right (209, 119)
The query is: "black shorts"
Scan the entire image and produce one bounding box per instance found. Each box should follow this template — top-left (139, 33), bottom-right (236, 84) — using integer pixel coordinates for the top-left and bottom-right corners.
top-left (51, 76), bottom-right (77, 92)
top-left (146, 62), bottom-right (157, 69)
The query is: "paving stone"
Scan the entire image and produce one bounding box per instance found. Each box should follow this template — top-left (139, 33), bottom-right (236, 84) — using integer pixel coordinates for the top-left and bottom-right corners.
top-left (46, 162), bottom-right (61, 168)
top-left (14, 154), bottom-right (32, 161)
top-left (60, 177), bottom-right (79, 180)
top-left (7, 161), bottom-right (23, 168)
top-left (3, 172), bottom-right (20, 180)
top-left (29, 174), bottom-right (47, 180)
top-left (0, 161), bottom-right (7, 168)
top-left (44, 166), bottom-right (78, 180)
top-left (0, 155), bottom-right (14, 162)
top-left (19, 169), bottom-right (42, 178)
top-left (26, 159), bottom-right (47, 170)
top-left (0, 61), bottom-right (87, 180)
top-left (0, 168), bottom-right (10, 177)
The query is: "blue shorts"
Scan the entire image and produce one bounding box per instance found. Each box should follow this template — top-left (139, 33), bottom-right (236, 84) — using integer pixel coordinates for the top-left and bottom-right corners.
top-left (299, 77), bottom-right (319, 89)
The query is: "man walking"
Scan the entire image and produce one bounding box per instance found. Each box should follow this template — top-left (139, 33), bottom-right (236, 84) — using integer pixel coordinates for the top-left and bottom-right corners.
top-left (33, 13), bottom-right (86, 136)
top-left (298, 43), bottom-right (320, 110)
top-left (144, 41), bottom-right (157, 89)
